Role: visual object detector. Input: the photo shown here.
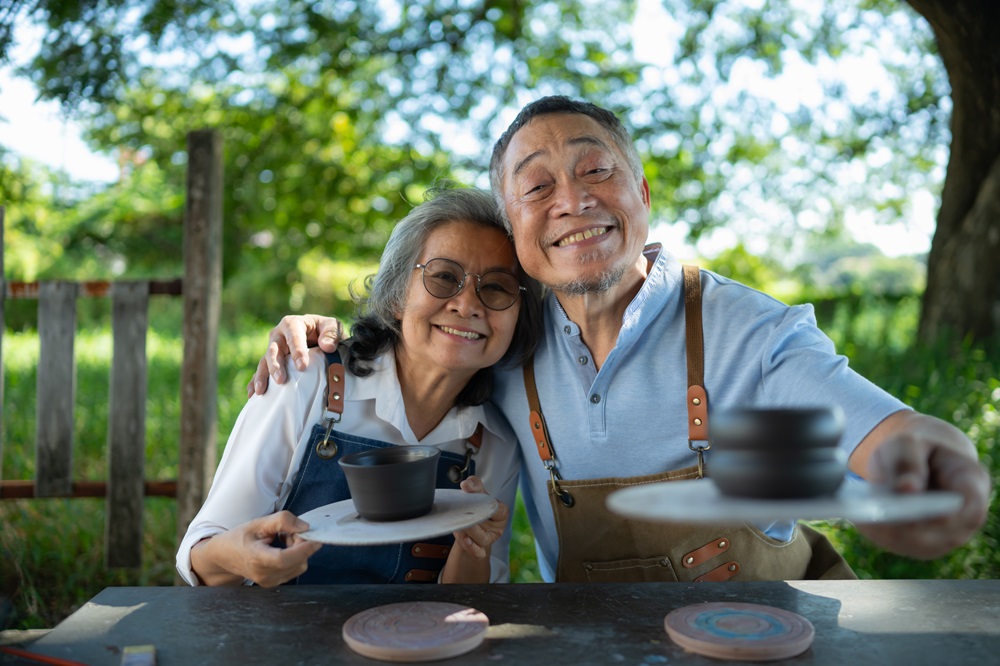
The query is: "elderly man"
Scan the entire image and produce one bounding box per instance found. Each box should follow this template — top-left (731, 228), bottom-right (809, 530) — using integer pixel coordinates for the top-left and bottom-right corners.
top-left (250, 96), bottom-right (990, 583)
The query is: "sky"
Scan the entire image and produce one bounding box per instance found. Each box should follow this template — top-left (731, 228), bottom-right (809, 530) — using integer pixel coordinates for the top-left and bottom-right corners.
top-left (0, 0), bottom-right (936, 258)
top-left (0, 67), bottom-right (120, 184)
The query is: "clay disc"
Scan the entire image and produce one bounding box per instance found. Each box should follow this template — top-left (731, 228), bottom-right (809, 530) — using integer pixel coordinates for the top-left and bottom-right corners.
top-left (664, 602), bottom-right (815, 661)
top-left (300, 490), bottom-right (498, 546)
top-left (342, 601), bottom-right (489, 662)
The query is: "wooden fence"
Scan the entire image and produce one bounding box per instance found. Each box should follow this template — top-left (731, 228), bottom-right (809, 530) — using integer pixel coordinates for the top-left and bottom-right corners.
top-left (0, 130), bottom-right (223, 569)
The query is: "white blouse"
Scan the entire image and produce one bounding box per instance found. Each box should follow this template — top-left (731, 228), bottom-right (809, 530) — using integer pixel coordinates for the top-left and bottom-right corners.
top-left (176, 345), bottom-right (521, 585)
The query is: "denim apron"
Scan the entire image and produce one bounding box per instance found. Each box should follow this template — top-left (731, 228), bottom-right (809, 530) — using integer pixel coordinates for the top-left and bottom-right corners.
top-left (525, 266), bottom-right (855, 583)
top-left (280, 349), bottom-right (479, 584)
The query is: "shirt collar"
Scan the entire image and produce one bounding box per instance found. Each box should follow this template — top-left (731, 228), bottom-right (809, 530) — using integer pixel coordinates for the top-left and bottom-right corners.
top-left (344, 344), bottom-right (497, 445)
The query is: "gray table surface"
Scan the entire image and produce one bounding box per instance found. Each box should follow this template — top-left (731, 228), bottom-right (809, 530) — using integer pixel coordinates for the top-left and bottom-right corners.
top-left (4, 580), bottom-right (999, 665)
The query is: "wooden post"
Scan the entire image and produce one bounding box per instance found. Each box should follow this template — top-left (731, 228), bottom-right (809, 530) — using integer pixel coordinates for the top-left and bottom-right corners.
top-left (36, 281), bottom-right (78, 497)
top-left (1, 206), bottom-right (4, 482)
top-left (106, 281), bottom-right (149, 568)
top-left (176, 130), bottom-right (223, 551)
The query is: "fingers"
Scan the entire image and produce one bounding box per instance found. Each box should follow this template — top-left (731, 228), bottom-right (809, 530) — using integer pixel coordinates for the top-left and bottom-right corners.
top-left (249, 355), bottom-right (270, 398)
top-left (866, 436), bottom-right (930, 493)
top-left (460, 476), bottom-right (487, 494)
top-left (316, 316), bottom-right (343, 353)
top-left (282, 316), bottom-right (313, 373)
top-left (856, 448), bottom-right (991, 560)
top-left (277, 314), bottom-right (342, 373)
top-left (930, 448), bottom-right (991, 529)
top-left (250, 541), bottom-right (319, 588)
top-left (243, 512), bottom-right (322, 587)
top-left (452, 500), bottom-right (509, 559)
top-left (250, 315), bottom-right (344, 399)
top-left (266, 337), bottom-right (290, 383)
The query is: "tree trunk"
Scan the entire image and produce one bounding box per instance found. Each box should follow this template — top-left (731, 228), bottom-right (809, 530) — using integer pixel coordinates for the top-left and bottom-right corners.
top-left (909, 0), bottom-right (1000, 343)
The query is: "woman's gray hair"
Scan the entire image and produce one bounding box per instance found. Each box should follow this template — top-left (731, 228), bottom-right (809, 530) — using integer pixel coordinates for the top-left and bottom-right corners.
top-left (349, 185), bottom-right (542, 405)
top-left (488, 96), bottom-right (645, 232)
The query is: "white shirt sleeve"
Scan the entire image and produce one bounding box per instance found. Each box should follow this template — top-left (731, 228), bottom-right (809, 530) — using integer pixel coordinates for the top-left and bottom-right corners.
top-left (175, 356), bottom-right (325, 585)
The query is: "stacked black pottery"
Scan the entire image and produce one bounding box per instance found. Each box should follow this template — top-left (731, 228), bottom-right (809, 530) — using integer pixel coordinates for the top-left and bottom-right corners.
top-left (709, 407), bottom-right (847, 499)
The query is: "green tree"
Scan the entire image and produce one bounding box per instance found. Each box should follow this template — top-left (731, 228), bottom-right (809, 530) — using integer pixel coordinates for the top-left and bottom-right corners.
top-left (905, 0), bottom-right (1000, 343)
top-left (1, 1), bottom-right (996, 341)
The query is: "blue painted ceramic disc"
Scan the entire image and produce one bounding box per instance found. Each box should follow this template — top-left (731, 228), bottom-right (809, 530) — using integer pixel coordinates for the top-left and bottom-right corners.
top-left (664, 602), bottom-right (815, 661)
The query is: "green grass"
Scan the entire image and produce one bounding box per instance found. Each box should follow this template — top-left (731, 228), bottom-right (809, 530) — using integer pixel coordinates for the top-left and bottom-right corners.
top-left (3, 295), bottom-right (999, 629)
top-left (1, 318), bottom-right (544, 629)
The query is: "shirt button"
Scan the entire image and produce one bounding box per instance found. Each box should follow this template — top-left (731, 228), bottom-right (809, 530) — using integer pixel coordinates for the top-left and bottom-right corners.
top-left (563, 325), bottom-right (572, 334)
top-left (578, 356), bottom-right (588, 365)
top-left (590, 394), bottom-right (601, 404)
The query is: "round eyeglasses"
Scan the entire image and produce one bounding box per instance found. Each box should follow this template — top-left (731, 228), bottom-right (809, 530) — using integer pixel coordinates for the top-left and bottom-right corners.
top-left (414, 258), bottom-right (525, 311)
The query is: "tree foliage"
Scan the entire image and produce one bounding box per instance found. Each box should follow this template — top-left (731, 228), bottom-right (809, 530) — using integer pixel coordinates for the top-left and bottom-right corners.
top-left (0, 1), bottom-right (964, 326)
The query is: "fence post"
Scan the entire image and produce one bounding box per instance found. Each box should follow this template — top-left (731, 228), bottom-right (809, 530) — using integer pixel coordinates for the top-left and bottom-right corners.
top-left (1, 206), bottom-right (4, 481)
top-left (106, 281), bottom-right (150, 568)
top-left (176, 130), bottom-right (223, 553)
top-left (36, 281), bottom-right (78, 497)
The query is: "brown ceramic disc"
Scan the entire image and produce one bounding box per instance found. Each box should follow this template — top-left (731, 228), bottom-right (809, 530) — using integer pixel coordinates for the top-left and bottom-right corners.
top-left (664, 602), bottom-right (815, 661)
top-left (342, 601), bottom-right (489, 662)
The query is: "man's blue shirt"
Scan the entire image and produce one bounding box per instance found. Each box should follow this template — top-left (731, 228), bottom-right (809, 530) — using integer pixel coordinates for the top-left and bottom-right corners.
top-left (493, 246), bottom-right (906, 582)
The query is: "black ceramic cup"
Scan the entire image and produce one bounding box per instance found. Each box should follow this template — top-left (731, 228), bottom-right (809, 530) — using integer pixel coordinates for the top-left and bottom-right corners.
top-left (338, 445), bottom-right (441, 521)
top-left (709, 406), bottom-right (847, 499)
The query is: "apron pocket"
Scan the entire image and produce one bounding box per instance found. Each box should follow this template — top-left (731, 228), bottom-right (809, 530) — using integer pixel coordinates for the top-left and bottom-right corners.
top-left (581, 556), bottom-right (681, 583)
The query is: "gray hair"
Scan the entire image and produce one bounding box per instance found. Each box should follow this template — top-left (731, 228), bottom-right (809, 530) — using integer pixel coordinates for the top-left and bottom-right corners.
top-left (349, 186), bottom-right (542, 403)
top-left (488, 96), bottom-right (645, 232)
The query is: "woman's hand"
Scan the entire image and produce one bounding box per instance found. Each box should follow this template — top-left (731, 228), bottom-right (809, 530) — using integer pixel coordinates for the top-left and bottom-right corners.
top-left (190, 511), bottom-right (323, 587)
top-left (453, 475), bottom-right (510, 559)
top-left (440, 476), bottom-right (510, 584)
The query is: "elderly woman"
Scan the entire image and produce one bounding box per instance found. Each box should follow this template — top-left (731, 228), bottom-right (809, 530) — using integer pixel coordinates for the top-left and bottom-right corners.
top-left (176, 187), bottom-right (541, 586)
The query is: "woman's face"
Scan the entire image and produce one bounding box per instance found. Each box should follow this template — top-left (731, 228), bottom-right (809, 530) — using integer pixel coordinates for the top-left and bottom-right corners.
top-left (396, 220), bottom-right (521, 377)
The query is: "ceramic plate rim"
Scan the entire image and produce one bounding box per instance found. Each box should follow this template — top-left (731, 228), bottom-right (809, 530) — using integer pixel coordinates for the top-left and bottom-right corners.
top-left (607, 479), bottom-right (963, 524)
top-left (299, 489), bottom-right (498, 545)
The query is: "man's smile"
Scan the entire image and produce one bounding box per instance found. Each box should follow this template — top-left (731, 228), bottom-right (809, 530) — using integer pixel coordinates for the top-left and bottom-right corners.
top-left (555, 226), bottom-right (611, 247)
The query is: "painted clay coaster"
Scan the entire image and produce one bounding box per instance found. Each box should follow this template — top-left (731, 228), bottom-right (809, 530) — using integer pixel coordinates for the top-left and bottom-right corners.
top-left (343, 601), bottom-right (489, 662)
top-left (664, 602), bottom-right (815, 661)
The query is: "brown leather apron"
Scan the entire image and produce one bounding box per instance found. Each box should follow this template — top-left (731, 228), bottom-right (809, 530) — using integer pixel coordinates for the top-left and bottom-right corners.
top-left (524, 265), bottom-right (856, 583)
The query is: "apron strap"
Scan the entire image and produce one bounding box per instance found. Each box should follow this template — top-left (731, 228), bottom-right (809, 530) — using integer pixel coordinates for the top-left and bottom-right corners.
top-left (524, 360), bottom-right (555, 463)
top-left (683, 265), bottom-right (710, 476)
top-left (324, 349), bottom-right (346, 421)
top-left (316, 349), bottom-right (346, 459)
top-left (523, 264), bottom-right (709, 466)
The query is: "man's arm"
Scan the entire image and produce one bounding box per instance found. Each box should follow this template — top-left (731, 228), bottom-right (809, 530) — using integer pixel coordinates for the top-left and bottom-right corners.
top-left (848, 409), bottom-right (991, 559)
top-left (248, 314), bottom-right (344, 397)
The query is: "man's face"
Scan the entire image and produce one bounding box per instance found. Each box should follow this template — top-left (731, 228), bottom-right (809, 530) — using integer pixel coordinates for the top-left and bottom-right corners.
top-left (499, 112), bottom-right (650, 296)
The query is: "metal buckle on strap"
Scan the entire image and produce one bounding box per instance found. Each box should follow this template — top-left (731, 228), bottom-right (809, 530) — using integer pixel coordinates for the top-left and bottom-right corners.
top-left (316, 411), bottom-right (342, 459)
top-left (448, 442), bottom-right (476, 484)
top-left (688, 439), bottom-right (710, 479)
top-left (545, 460), bottom-right (575, 507)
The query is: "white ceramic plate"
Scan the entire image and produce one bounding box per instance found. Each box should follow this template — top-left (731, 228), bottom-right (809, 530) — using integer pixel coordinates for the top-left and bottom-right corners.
top-left (299, 489), bottom-right (498, 546)
top-left (606, 479), bottom-right (963, 524)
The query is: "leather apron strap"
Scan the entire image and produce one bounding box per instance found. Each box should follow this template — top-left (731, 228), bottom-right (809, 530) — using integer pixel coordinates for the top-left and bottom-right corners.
top-left (523, 264), bottom-right (856, 583)
top-left (683, 264), bottom-right (710, 476)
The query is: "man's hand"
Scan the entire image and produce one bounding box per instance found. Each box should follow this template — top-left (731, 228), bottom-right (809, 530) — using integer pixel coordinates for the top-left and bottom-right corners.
top-left (851, 411), bottom-right (991, 560)
top-left (248, 314), bottom-right (344, 397)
